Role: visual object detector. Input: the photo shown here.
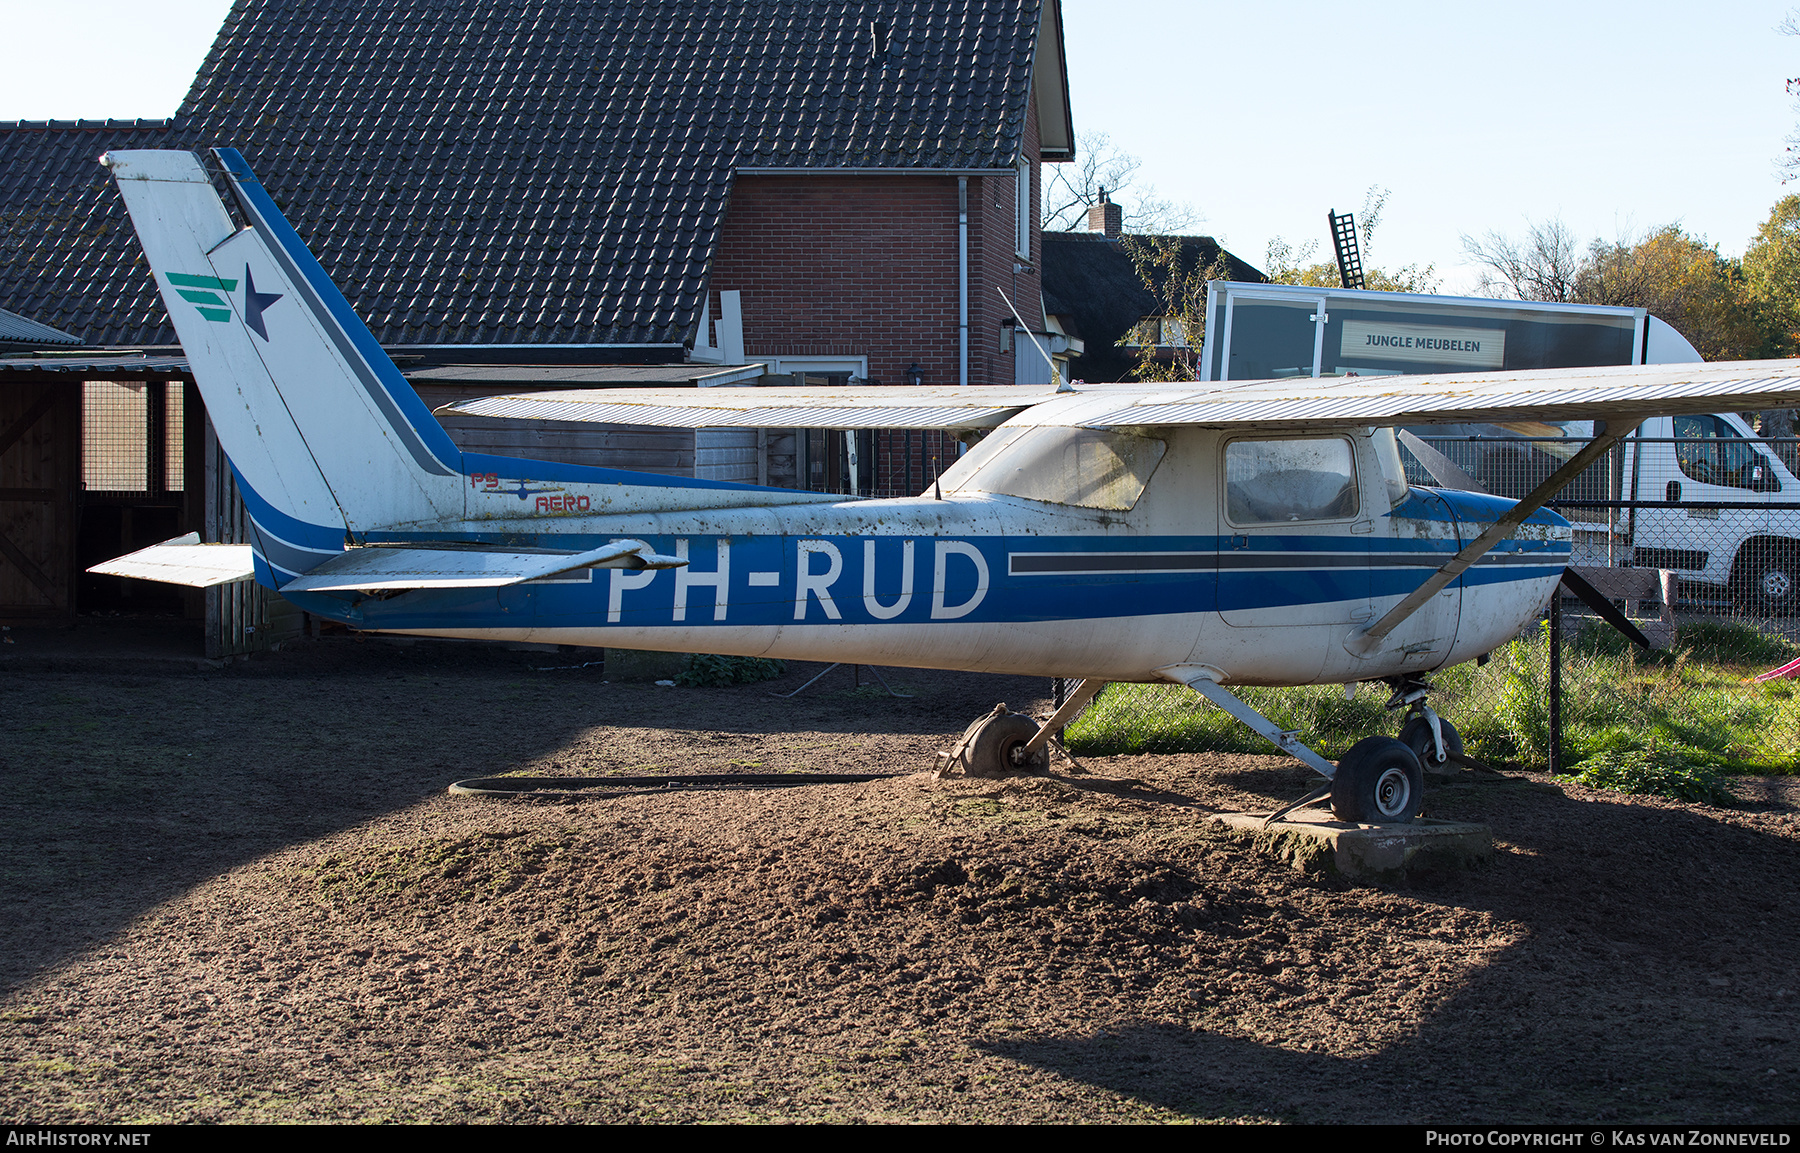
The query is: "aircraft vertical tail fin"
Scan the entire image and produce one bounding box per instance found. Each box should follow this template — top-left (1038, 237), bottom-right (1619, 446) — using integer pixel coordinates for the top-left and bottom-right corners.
top-left (103, 149), bottom-right (465, 583)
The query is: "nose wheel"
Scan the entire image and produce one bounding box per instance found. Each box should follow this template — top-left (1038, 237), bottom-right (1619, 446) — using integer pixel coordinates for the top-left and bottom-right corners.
top-left (1387, 677), bottom-right (1463, 781)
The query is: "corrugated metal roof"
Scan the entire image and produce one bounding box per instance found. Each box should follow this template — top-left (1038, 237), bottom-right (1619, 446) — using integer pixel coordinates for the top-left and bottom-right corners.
top-left (0, 352), bottom-right (189, 377)
top-left (0, 305), bottom-right (81, 347)
top-left (406, 363), bottom-right (768, 388)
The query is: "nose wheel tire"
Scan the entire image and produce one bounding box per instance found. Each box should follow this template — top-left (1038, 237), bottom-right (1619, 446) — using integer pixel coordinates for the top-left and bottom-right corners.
top-left (1331, 736), bottom-right (1424, 825)
top-left (1398, 716), bottom-right (1463, 780)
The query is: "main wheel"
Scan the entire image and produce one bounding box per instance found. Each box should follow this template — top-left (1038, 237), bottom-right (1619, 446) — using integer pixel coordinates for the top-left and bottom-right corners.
top-left (962, 711), bottom-right (1049, 777)
top-left (1732, 543), bottom-right (1800, 616)
top-left (1399, 715), bottom-right (1463, 779)
top-left (1331, 736), bottom-right (1424, 825)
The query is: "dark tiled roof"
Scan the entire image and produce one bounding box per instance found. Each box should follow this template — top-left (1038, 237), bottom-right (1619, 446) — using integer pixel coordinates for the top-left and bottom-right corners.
top-left (0, 121), bottom-right (177, 346)
top-left (0, 1), bottom-right (1051, 351)
top-left (1042, 231), bottom-right (1263, 381)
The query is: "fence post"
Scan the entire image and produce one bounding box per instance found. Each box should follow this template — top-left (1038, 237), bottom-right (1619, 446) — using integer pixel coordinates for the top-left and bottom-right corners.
top-left (1547, 596), bottom-right (1563, 775)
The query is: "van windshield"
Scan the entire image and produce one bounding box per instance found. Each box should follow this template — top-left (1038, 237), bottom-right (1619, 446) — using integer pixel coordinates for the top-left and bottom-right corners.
top-left (940, 427), bottom-right (1167, 511)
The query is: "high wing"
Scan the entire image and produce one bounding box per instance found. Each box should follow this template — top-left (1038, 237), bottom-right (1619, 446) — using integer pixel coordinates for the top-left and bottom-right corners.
top-left (1025, 359), bottom-right (1800, 429)
top-left (441, 361), bottom-right (1800, 432)
top-left (440, 384), bottom-right (1085, 431)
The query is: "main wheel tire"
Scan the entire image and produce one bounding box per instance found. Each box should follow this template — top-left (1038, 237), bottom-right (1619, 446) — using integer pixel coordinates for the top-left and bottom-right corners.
top-left (1732, 543), bottom-right (1800, 617)
top-left (1399, 716), bottom-right (1463, 780)
top-left (963, 712), bottom-right (1049, 777)
top-left (1331, 736), bottom-right (1424, 825)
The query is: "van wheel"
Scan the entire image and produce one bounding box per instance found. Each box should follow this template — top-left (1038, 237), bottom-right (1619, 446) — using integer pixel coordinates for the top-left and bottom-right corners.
top-left (1732, 544), bottom-right (1800, 616)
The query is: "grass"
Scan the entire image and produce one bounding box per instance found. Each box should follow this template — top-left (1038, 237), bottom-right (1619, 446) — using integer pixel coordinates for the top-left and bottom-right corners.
top-left (1064, 620), bottom-right (1800, 797)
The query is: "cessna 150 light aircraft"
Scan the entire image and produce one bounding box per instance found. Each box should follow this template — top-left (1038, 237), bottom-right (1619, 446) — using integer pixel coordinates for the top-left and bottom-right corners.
top-left (93, 148), bottom-right (1800, 825)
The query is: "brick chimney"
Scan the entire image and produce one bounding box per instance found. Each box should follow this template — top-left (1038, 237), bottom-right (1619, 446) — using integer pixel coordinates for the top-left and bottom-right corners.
top-left (1086, 187), bottom-right (1122, 239)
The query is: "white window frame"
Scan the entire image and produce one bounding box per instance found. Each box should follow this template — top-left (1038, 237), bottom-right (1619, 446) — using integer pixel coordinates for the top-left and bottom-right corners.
top-left (763, 356), bottom-right (870, 382)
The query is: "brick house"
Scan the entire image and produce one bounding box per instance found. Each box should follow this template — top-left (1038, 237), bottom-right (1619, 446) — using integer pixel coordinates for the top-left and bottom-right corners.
top-left (0, 0), bottom-right (1074, 632)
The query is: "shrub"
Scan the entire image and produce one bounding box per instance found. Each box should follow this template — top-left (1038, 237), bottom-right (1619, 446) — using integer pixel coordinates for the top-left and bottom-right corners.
top-left (674, 654), bottom-right (787, 687)
top-left (1558, 743), bottom-right (1738, 806)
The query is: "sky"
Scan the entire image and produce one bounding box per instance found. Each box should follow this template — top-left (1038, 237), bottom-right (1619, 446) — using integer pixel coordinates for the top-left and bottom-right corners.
top-left (2, 0), bottom-right (1794, 294)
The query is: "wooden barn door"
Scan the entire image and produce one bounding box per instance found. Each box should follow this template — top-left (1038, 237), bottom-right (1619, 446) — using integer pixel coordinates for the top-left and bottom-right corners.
top-left (0, 383), bottom-right (77, 623)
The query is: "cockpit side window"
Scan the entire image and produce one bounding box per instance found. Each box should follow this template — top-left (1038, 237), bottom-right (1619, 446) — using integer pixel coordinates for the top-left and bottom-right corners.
top-left (1225, 437), bottom-right (1359, 524)
top-left (940, 426), bottom-right (1168, 511)
top-left (1674, 414), bottom-right (1781, 493)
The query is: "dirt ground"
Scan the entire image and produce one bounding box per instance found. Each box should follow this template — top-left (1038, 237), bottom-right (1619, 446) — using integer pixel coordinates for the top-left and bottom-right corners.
top-left (2, 637), bottom-right (1799, 1124)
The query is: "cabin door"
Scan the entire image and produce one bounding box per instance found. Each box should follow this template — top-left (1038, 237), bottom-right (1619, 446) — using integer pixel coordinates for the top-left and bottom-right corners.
top-left (1215, 434), bottom-right (1374, 681)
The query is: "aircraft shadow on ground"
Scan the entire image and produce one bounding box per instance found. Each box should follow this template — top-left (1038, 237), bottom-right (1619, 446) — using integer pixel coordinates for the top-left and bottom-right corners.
top-left (0, 653), bottom-right (1050, 993)
top-left (977, 785), bottom-right (1800, 1124)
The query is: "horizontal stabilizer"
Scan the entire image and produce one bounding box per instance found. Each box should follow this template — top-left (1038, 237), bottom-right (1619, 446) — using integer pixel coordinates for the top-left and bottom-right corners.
top-left (283, 539), bottom-right (686, 594)
top-left (87, 533), bottom-right (256, 588)
top-left (441, 385), bottom-right (1060, 431)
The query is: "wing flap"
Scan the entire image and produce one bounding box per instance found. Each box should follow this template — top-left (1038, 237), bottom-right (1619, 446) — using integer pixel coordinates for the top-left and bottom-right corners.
top-left (87, 533), bottom-right (256, 588)
top-left (284, 539), bottom-right (686, 593)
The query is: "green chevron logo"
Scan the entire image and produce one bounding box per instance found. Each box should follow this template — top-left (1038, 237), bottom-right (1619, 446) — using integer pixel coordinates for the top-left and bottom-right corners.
top-left (167, 272), bottom-right (239, 323)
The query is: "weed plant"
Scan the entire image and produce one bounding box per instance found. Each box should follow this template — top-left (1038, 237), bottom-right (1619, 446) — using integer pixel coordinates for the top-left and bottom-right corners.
top-left (675, 654), bottom-right (787, 687)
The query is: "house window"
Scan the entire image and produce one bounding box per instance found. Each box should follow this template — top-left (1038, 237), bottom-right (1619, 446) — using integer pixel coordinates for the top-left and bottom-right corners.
top-left (1123, 317), bottom-right (1189, 348)
top-left (82, 380), bottom-right (185, 493)
top-left (1015, 158), bottom-right (1032, 260)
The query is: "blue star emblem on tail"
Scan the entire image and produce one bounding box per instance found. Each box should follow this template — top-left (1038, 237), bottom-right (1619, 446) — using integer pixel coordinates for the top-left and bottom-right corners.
top-left (241, 265), bottom-right (284, 341)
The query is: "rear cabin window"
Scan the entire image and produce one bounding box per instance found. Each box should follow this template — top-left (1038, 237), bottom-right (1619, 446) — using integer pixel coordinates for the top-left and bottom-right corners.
top-left (941, 427), bottom-right (1167, 511)
top-left (1225, 437), bottom-right (1359, 524)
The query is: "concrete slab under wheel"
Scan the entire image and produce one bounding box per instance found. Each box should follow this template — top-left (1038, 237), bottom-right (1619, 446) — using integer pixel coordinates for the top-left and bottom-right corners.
top-left (1213, 811), bottom-right (1492, 881)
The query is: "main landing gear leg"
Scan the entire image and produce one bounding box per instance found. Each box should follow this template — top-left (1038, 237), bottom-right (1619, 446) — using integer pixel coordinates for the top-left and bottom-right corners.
top-left (1179, 673), bottom-right (1424, 826)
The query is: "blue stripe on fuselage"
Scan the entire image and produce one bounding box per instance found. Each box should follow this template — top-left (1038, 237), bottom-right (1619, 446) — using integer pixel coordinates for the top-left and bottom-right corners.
top-left (274, 530), bottom-right (1570, 632)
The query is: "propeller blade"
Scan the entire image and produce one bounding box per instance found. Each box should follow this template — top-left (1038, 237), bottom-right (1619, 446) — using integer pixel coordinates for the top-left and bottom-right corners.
top-left (1397, 429), bottom-right (1487, 493)
top-left (1559, 567), bottom-right (1653, 649)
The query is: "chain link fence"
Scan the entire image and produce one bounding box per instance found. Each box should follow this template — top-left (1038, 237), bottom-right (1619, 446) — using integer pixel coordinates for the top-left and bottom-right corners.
top-left (1064, 430), bottom-right (1800, 775)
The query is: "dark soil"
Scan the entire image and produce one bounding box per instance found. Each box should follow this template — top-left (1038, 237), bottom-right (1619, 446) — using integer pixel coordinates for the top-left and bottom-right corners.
top-left (2, 639), bottom-right (1797, 1123)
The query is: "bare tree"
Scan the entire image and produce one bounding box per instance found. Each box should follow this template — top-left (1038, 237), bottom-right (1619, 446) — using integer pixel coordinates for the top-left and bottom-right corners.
top-left (1784, 10), bottom-right (1800, 181)
top-left (1460, 218), bottom-right (1582, 302)
top-left (1040, 130), bottom-right (1200, 235)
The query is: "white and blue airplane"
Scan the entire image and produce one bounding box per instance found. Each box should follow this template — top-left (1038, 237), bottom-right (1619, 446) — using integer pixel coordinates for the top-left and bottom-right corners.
top-left (93, 148), bottom-right (1800, 825)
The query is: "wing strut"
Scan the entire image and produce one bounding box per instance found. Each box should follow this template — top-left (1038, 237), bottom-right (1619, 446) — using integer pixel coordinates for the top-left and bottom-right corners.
top-left (1347, 416), bottom-right (1644, 657)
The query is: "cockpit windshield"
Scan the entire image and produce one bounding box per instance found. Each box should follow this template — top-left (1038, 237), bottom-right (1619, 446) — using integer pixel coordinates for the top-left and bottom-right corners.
top-left (936, 426), bottom-right (1168, 511)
